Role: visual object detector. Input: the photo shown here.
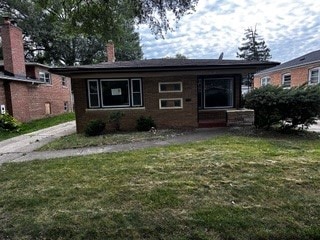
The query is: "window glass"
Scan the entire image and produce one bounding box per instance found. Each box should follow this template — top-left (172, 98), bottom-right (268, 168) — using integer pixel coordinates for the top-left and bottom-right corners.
top-left (40, 71), bottom-right (51, 84)
top-left (310, 69), bottom-right (319, 84)
top-left (261, 77), bottom-right (270, 86)
top-left (131, 79), bottom-right (142, 106)
top-left (88, 80), bottom-right (100, 108)
top-left (282, 74), bottom-right (291, 88)
top-left (204, 78), bottom-right (233, 108)
top-left (62, 77), bottom-right (66, 86)
top-left (159, 99), bottom-right (183, 109)
top-left (101, 80), bottom-right (129, 107)
top-left (64, 102), bottom-right (68, 112)
top-left (159, 82), bottom-right (182, 92)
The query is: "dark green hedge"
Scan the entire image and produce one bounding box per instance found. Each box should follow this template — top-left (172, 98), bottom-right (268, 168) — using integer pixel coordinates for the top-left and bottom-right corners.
top-left (244, 85), bottom-right (320, 129)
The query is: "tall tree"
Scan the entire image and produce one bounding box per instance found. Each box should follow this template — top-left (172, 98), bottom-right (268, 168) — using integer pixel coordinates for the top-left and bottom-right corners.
top-left (0, 0), bottom-right (198, 65)
top-left (237, 26), bottom-right (271, 61)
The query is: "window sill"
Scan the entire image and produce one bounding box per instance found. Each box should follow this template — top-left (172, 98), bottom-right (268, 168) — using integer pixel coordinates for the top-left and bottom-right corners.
top-left (86, 107), bottom-right (145, 112)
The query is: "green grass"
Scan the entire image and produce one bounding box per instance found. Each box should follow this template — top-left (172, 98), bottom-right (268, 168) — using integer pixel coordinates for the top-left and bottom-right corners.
top-left (38, 129), bottom-right (187, 151)
top-left (0, 134), bottom-right (320, 239)
top-left (0, 113), bottom-right (75, 141)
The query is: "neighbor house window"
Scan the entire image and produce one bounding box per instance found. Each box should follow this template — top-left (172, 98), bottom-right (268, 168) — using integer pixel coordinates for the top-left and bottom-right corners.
top-left (282, 73), bottom-right (291, 88)
top-left (261, 76), bottom-right (271, 86)
top-left (87, 78), bottom-right (143, 108)
top-left (159, 98), bottom-right (183, 109)
top-left (159, 82), bottom-right (182, 92)
top-left (309, 68), bottom-right (320, 85)
top-left (39, 71), bottom-right (51, 84)
top-left (61, 76), bottom-right (66, 86)
top-left (64, 101), bottom-right (69, 112)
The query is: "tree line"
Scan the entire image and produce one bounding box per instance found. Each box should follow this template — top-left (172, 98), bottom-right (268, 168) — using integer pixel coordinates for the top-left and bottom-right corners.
top-left (0, 0), bottom-right (198, 65)
top-left (0, 0), bottom-right (272, 65)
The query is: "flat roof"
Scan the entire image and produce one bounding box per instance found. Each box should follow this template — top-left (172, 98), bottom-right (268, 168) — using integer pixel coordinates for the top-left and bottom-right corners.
top-left (50, 58), bottom-right (280, 76)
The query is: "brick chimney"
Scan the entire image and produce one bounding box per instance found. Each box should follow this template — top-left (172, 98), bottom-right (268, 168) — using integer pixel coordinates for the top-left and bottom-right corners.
top-left (106, 40), bottom-right (115, 62)
top-left (1, 16), bottom-right (26, 77)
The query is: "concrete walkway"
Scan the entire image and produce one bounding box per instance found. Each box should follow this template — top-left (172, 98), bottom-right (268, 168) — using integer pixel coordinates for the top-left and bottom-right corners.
top-left (0, 121), bottom-right (76, 164)
top-left (0, 121), bottom-right (226, 165)
top-left (1, 120), bottom-right (319, 166)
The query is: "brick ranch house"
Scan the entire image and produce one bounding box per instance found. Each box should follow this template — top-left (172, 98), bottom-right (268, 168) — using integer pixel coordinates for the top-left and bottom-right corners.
top-left (50, 43), bottom-right (279, 133)
top-left (254, 49), bottom-right (320, 88)
top-left (0, 17), bottom-right (73, 122)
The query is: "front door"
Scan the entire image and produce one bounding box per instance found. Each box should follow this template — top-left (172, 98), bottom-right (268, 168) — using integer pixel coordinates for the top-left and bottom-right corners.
top-left (198, 76), bottom-right (234, 109)
top-left (197, 76), bottom-right (235, 127)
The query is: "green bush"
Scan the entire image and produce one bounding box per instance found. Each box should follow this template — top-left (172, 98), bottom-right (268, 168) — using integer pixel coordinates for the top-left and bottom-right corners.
top-left (84, 119), bottom-right (106, 136)
top-left (109, 112), bottom-right (124, 131)
top-left (136, 116), bottom-right (156, 131)
top-left (0, 113), bottom-right (21, 132)
top-left (244, 85), bottom-right (320, 129)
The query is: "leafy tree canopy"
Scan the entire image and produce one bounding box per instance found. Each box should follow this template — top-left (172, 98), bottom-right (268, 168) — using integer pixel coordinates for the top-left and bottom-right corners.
top-left (237, 26), bottom-right (271, 61)
top-left (1, 0), bottom-right (198, 65)
top-left (164, 53), bottom-right (188, 59)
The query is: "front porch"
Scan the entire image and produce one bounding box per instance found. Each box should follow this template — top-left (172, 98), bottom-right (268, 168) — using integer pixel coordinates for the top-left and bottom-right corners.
top-left (198, 109), bottom-right (254, 128)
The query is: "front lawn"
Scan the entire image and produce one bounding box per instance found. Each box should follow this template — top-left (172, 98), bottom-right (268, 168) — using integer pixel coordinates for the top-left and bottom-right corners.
top-left (38, 129), bottom-right (187, 151)
top-left (0, 134), bottom-right (319, 239)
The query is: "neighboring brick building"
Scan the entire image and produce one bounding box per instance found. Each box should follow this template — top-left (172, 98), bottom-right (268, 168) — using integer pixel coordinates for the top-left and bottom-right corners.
top-left (51, 42), bottom-right (278, 133)
top-left (0, 17), bottom-right (73, 122)
top-left (254, 50), bottom-right (320, 88)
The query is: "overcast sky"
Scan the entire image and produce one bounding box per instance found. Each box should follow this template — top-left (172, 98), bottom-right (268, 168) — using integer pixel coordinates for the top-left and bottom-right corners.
top-left (138, 0), bottom-right (319, 63)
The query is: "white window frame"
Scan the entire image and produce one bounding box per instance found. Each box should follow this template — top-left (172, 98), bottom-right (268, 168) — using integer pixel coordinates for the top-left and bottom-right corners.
top-left (159, 82), bottom-right (182, 93)
top-left (261, 76), bottom-right (271, 86)
top-left (309, 67), bottom-right (320, 85)
top-left (159, 98), bottom-right (183, 109)
top-left (131, 78), bottom-right (143, 107)
top-left (100, 79), bottom-right (130, 108)
top-left (87, 79), bottom-right (100, 108)
top-left (282, 73), bottom-right (291, 88)
top-left (39, 71), bottom-right (51, 84)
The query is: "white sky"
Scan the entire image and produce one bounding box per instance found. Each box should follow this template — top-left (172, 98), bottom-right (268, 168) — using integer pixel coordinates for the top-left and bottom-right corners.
top-left (138, 0), bottom-right (320, 63)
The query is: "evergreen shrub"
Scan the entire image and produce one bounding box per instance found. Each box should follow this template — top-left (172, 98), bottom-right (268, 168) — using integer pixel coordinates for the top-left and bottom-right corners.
top-left (85, 119), bottom-right (106, 136)
top-left (244, 85), bottom-right (320, 129)
top-left (136, 116), bottom-right (156, 131)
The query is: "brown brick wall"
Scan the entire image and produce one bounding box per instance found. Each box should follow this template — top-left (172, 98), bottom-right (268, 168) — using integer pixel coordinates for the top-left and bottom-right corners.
top-left (73, 75), bottom-right (198, 133)
top-left (1, 22), bottom-right (26, 77)
top-left (1, 71), bottom-right (72, 122)
top-left (27, 71), bottom-right (72, 121)
top-left (254, 63), bottom-right (320, 88)
top-left (8, 82), bottom-right (31, 122)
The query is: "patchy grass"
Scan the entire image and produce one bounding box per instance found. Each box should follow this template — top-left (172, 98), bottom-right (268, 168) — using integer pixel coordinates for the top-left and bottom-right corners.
top-left (0, 134), bottom-right (320, 239)
top-left (0, 113), bottom-right (75, 141)
top-left (38, 129), bottom-right (187, 151)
